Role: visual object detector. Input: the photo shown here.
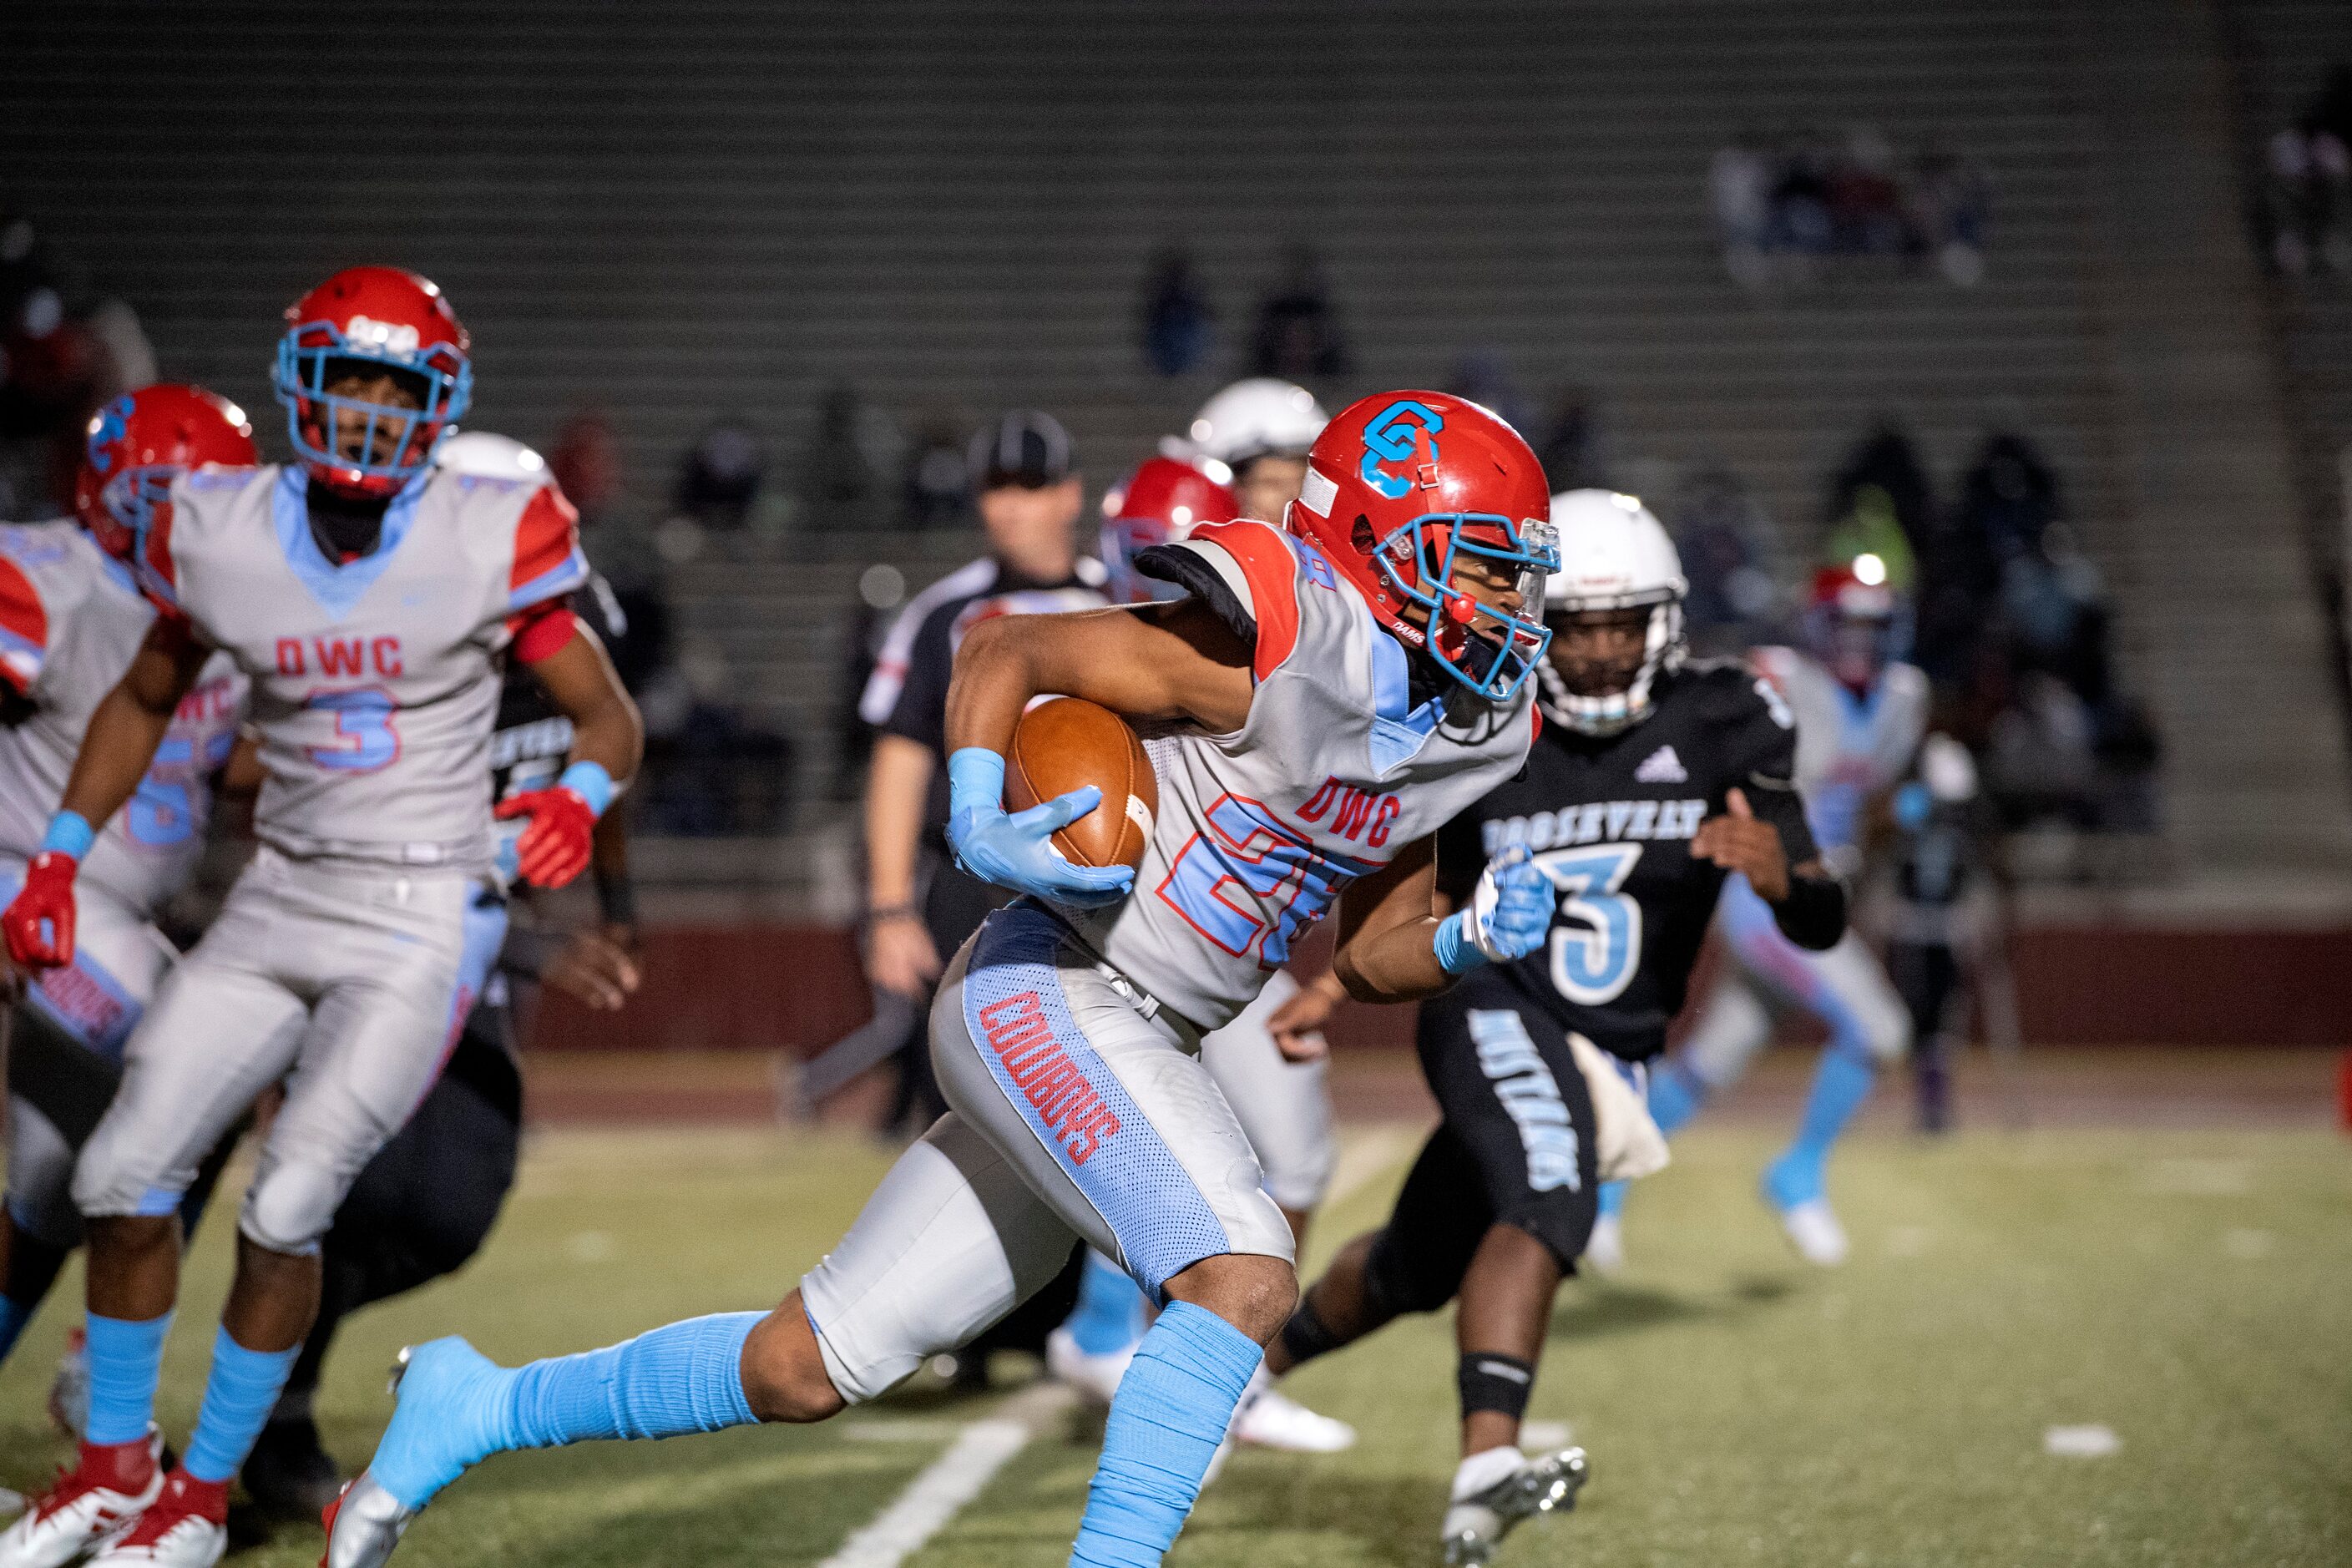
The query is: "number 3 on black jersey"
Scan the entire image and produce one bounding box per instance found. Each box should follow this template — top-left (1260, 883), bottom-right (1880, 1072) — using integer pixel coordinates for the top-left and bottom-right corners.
top-left (1532, 844), bottom-right (1643, 1004)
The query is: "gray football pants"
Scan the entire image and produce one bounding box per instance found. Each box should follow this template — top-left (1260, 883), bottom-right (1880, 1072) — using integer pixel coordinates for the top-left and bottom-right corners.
top-left (73, 847), bottom-right (488, 1256)
top-left (802, 902), bottom-right (1294, 1404)
top-left (1200, 968), bottom-right (1336, 1214)
top-left (0, 864), bottom-right (176, 1249)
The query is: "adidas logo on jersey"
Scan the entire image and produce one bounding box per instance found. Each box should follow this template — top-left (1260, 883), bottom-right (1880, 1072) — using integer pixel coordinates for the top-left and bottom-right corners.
top-left (1634, 745), bottom-right (1687, 783)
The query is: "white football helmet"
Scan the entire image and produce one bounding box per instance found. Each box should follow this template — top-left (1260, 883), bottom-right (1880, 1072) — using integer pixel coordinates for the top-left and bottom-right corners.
top-left (1185, 378), bottom-right (1329, 468)
top-left (1539, 489), bottom-right (1688, 736)
top-left (434, 428), bottom-right (547, 481)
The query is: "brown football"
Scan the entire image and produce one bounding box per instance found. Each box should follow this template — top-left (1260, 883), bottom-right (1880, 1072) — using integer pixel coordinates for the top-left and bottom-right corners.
top-left (1003, 697), bottom-right (1158, 873)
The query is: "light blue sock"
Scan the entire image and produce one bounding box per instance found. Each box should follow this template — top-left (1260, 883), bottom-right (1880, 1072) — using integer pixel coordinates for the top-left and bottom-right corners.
top-left (1767, 1049), bottom-right (1877, 1208)
top-left (0, 1297), bottom-right (32, 1363)
top-left (1646, 1059), bottom-right (1707, 1136)
top-left (1070, 1301), bottom-right (1262, 1568)
top-left (184, 1327), bottom-right (301, 1481)
top-left (84, 1310), bottom-right (174, 1445)
top-left (1065, 1251), bottom-right (1150, 1357)
top-left (503, 1310), bottom-right (761, 1448)
top-left (370, 1313), bottom-right (763, 1511)
top-left (1595, 1180), bottom-right (1626, 1220)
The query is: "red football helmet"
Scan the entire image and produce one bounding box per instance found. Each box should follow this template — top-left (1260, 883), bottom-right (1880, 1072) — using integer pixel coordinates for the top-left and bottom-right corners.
top-left (1287, 391), bottom-right (1558, 702)
top-left (273, 266), bottom-right (472, 498)
top-left (1099, 455), bottom-right (1242, 603)
top-left (73, 384), bottom-right (258, 560)
top-left (1806, 558), bottom-right (1911, 690)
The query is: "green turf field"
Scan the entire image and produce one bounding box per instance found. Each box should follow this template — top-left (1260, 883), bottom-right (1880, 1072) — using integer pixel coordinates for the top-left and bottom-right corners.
top-left (0, 1121), bottom-right (2343, 1566)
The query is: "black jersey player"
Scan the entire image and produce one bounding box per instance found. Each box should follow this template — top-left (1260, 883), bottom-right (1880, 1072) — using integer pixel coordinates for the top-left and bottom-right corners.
top-left (1260, 490), bottom-right (1849, 1565)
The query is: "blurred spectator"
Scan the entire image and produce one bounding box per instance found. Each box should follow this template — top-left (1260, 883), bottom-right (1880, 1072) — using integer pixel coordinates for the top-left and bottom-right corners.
top-left (1710, 134), bottom-right (1776, 286)
top-left (637, 636), bottom-right (798, 837)
top-left (549, 410), bottom-right (625, 525)
top-left (1533, 385), bottom-right (1609, 493)
top-left (1769, 130), bottom-right (1837, 258)
top-left (1823, 485), bottom-right (1918, 594)
top-left (1711, 129), bottom-right (1990, 287)
top-left (1445, 351), bottom-right (1535, 436)
top-left (1909, 139), bottom-right (1992, 286)
top-left (1667, 464), bottom-right (1781, 657)
top-left (1828, 128), bottom-right (1907, 255)
top-left (797, 380), bottom-right (899, 535)
top-left (1828, 421), bottom-right (1933, 564)
top-left (2258, 64), bottom-right (2352, 277)
top-left (671, 417), bottom-right (766, 532)
top-left (0, 208), bottom-right (155, 518)
top-left (1139, 245), bottom-right (1214, 377)
top-left (1249, 243), bottom-right (1350, 381)
top-left (899, 411), bottom-right (971, 530)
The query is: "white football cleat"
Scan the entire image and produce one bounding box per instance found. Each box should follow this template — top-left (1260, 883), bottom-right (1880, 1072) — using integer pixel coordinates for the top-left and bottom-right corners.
top-left (1776, 1197), bottom-right (1849, 1267)
top-left (85, 1472), bottom-right (225, 1568)
top-left (1044, 1326), bottom-right (1135, 1407)
top-left (1582, 1213), bottom-right (1627, 1277)
top-left (1231, 1372), bottom-right (1356, 1454)
top-left (0, 1429), bottom-right (165, 1568)
top-left (1440, 1444), bottom-right (1588, 1566)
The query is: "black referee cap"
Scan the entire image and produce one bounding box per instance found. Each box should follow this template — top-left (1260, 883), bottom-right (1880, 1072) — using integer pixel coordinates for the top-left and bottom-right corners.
top-left (969, 409), bottom-right (1075, 492)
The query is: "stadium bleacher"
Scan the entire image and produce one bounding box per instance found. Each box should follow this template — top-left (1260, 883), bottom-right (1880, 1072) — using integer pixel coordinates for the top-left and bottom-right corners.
top-left (4, 0), bottom-right (2348, 888)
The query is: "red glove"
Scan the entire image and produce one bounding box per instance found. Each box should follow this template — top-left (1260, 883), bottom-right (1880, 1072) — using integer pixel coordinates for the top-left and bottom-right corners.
top-left (494, 787), bottom-right (595, 889)
top-left (3, 851), bottom-right (80, 969)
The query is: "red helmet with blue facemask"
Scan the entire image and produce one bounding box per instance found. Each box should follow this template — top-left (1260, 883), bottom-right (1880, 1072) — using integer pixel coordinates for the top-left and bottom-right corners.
top-left (1285, 390), bottom-right (1558, 703)
top-left (1099, 454), bottom-right (1242, 604)
top-left (273, 266), bottom-right (472, 499)
top-left (1806, 557), bottom-right (1914, 692)
top-left (73, 384), bottom-right (258, 560)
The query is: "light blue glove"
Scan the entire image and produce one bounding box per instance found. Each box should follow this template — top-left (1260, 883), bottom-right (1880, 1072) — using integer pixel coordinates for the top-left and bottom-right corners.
top-left (1434, 843), bottom-right (1558, 974)
top-left (946, 747), bottom-right (1136, 908)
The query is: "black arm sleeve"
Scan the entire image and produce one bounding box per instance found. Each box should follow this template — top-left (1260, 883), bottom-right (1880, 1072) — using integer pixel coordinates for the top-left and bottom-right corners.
top-left (1712, 670), bottom-right (1840, 948)
top-left (878, 610), bottom-right (951, 753)
top-left (1771, 871), bottom-right (1847, 950)
top-left (1133, 543), bottom-right (1259, 649)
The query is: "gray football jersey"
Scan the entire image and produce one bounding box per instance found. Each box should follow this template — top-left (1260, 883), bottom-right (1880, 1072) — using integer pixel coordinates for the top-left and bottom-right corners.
top-left (1749, 645), bottom-right (1928, 857)
top-left (140, 463), bottom-right (588, 871)
top-left (1065, 520), bottom-right (1539, 1033)
top-left (0, 520), bottom-right (245, 917)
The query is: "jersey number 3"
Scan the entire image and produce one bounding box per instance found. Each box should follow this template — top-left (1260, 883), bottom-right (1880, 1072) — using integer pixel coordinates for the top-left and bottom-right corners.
top-left (304, 687), bottom-right (400, 773)
top-left (1535, 842), bottom-right (1643, 1005)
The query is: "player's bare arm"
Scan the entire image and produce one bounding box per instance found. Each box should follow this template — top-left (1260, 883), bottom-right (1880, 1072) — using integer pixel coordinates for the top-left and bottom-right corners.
top-left (943, 595), bottom-right (1254, 752)
top-left (56, 617), bottom-right (212, 839)
top-left (862, 732), bottom-right (941, 995)
top-left (937, 599), bottom-right (1255, 908)
top-left (1267, 967), bottom-right (1348, 1061)
top-left (1330, 837), bottom-right (1450, 1003)
top-left (521, 620), bottom-right (642, 783)
top-left (498, 619), bottom-right (644, 890)
top-left (1692, 787), bottom-right (1844, 949)
top-left (1329, 831), bottom-right (1558, 1004)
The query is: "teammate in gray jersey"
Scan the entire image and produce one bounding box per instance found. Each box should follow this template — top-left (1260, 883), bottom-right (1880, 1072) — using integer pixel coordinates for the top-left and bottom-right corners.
top-left (0, 267), bottom-right (641, 1568)
top-left (323, 391), bottom-right (1561, 1568)
top-left (0, 387), bottom-right (256, 1378)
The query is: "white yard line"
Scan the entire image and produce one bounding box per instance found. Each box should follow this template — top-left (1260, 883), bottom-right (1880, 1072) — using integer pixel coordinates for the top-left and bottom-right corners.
top-left (816, 1381), bottom-right (1075, 1568)
top-left (813, 1125), bottom-right (1419, 1566)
